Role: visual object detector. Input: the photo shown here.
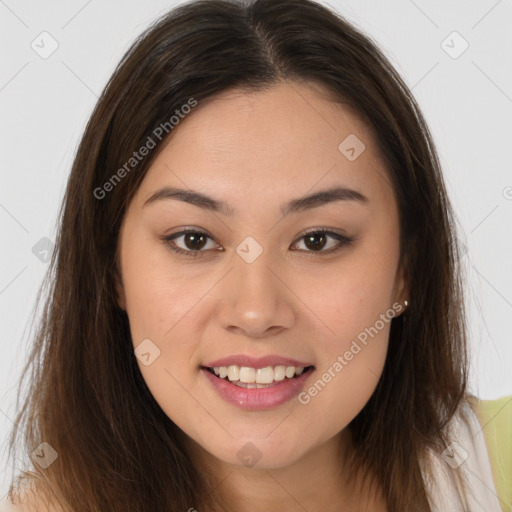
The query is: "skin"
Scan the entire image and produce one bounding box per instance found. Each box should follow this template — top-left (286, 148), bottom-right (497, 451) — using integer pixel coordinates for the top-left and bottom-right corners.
top-left (115, 80), bottom-right (408, 511)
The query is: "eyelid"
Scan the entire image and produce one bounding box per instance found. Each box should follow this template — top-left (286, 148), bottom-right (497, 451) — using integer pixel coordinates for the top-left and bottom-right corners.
top-left (290, 228), bottom-right (354, 253)
top-left (162, 228), bottom-right (220, 256)
top-left (295, 226), bottom-right (350, 239)
top-left (161, 227), bottom-right (354, 257)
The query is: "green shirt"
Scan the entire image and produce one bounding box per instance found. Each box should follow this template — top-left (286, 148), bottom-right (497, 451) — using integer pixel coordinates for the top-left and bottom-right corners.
top-left (474, 396), bottom-right (512, 512)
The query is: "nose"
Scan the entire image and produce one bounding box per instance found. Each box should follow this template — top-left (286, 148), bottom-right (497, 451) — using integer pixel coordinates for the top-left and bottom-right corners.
top-left (216, 251), bottom-right (296, 338)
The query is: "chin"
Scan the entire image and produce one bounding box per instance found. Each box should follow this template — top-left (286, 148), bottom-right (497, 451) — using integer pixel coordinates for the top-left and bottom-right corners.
top-left (202, 434), bottom-right (311, 470)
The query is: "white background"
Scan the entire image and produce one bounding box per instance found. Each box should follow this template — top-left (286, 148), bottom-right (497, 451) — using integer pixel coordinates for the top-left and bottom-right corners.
top-left (1, 0), bottom-right (511, 498)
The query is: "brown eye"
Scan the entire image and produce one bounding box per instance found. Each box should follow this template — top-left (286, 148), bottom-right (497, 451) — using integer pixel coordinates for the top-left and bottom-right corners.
top-left (303, 232), bottom-right (328, 251)
top-left (164, 230), bottom-right (218, 257)
top-left (293, 229), bottom-right (354, 253)
top-left (163, 228), bottom-right (354, 258)
top-left (182, 232), bottom-right (208, 250)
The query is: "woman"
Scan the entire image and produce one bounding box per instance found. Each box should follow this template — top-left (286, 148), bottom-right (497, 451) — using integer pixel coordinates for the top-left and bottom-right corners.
top-left (3, 0), bottom-right (511, 510)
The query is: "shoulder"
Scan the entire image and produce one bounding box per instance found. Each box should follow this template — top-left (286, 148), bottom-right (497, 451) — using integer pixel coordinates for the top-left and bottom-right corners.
top-left (0, 496), bottom-right (18, 511)
top-left (0, 482), bottom-right (63, 512)
top-left (424, 395), bottom-right (509, 511)
top-left (469, 394), bottom-right (512, 431)
top-left (468, 394), bottom-right (512, 512)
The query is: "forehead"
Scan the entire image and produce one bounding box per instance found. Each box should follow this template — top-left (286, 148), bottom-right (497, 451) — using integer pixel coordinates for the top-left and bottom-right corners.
top-left (134, 81), bottom-right (395, 213)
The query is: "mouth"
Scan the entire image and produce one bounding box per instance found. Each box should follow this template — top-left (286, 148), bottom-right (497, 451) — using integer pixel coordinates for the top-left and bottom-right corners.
top-left (202, 364), bottom-right (315, 388)
top-left (200, 363), bottom-right (315, 410)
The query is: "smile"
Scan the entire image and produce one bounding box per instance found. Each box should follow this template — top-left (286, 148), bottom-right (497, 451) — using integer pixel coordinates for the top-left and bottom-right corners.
top-left (207, 364), bottom-right (310, 386)
top-left (201, 364), bottom-right (315, 410)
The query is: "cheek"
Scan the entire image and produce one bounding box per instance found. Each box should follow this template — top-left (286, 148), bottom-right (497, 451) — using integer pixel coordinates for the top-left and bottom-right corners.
top-left (122, 255), bottom-right (205, 429)
top-left (120, 230), bottom-right (222, 376)
top-left (294, 251), bottom-right (396, 419)
top-left (298, 253), bottom-right (397, 344)
top-left (120, 231), bottom-right (198, 342)
top-left (299, 318), bottom-right (390, 434)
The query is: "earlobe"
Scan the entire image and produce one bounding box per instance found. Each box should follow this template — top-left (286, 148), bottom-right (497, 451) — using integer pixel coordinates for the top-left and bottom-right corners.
top-left (395, 265), bottom-right (410, 316)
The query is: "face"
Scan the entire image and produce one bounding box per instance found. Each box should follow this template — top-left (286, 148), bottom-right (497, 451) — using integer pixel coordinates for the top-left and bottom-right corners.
top-left (115, 80), bottom-right (408, 470)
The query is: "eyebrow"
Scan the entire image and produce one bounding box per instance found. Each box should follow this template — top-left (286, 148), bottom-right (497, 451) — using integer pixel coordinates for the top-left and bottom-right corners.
top-left (143, 185), bottom-right (369, 216)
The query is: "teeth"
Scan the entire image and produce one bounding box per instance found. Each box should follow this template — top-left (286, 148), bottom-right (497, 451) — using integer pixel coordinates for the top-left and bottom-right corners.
top-left (211, 365), bottom-right (308, 383)
top-left (285, 366), bottom-right (295, 378)
top-left (227, 365), bottom-right (239, 381)
top-left (274, 365), bottom-right (286, 381)
top-left (256, 367), bottom-right (274, 384)
top-left (232, 381), bottom-right (273, 389)
top-left (239, 367), bottom-right (256, 383)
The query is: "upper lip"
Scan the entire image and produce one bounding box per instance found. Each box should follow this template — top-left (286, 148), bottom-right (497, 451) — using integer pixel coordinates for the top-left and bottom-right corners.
top-left (202, 355), bottom-right (314, 369)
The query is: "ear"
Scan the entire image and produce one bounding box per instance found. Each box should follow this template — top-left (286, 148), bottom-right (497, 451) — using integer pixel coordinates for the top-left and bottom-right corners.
top-left (114, 266), bottom-right (126, 311)
top-left (394, 263), bottom-right (409, 317)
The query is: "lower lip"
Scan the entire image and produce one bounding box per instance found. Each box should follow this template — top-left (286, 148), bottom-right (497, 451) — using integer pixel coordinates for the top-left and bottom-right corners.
top-left (201, 367), bottom-right (314, 410)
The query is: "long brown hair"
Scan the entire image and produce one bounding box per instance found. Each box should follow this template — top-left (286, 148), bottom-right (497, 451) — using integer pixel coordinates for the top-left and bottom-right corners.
top-left (6, 0), bottom-right (471, 510)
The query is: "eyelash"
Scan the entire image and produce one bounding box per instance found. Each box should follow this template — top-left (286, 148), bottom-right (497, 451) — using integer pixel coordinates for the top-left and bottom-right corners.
top-left (161, 228), bottom-right (354, 258)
